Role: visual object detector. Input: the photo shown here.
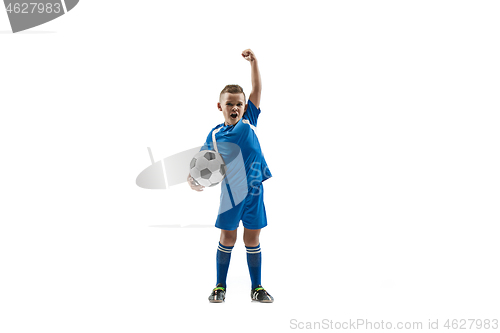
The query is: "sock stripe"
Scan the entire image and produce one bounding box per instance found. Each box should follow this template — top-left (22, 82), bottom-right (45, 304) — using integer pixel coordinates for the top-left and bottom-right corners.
top-left (246, 244), bottom-right (261, 254)
top-left (218, 246), bottom-right (232, 253)
top-left (218, 243), bottom-right (233, 253)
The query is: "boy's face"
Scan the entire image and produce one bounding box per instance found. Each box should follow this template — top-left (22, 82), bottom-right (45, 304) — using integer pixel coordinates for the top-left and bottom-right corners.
top-left (218, 93), bottom-right (247, 126)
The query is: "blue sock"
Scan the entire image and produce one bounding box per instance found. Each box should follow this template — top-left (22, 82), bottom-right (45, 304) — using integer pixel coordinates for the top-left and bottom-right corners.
top-left (246, 244), bottom-right (262, 289)
top-left (216, 242), bottom-right (233, 288)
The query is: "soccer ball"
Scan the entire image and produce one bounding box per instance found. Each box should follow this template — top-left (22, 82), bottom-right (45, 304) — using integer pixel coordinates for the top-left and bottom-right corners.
top-left (189, 150), bottom-right (226, 187)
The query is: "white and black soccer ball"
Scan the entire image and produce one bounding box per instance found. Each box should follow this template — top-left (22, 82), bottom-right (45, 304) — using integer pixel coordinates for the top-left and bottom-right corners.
top-left (189, 150), bottom-right (226, 187)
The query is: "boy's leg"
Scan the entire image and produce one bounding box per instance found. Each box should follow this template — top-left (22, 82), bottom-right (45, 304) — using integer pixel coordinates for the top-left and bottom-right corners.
top-left (244, 227), bottom-right (273, 302)
top-left (214, 184), bottom-right (243, 290)
top-left (216, 229), bottom-right (237, 288)
top-left (209, 229), bottom-right (237, 302)
top-left (243, 227), bottom-right (262, 289)
top-left (210, 178), bottom-right (244, 302)
top-left (242, 184), bottom-right (267, 289)
top-left (239, 184), bottom-right (273, 301)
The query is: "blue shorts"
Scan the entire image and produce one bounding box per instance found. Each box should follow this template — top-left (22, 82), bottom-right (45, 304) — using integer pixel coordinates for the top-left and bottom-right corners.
top-left (215, 182), bottom-right (267, 231)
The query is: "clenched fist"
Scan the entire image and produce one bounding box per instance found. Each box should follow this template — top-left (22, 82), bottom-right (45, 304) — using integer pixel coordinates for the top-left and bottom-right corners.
top-left (242, 49), bottom-right (257, 62)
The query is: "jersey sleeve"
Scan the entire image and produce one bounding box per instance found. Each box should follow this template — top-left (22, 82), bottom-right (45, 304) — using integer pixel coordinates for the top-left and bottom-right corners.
top-left (243, 99), bottom-right (261, 127)
top-left (200, 124), bottom-right (222, 151)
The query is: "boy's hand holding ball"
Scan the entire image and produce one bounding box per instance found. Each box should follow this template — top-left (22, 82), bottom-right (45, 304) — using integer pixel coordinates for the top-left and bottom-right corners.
top-left (187, 175), bottom-right (205, 192)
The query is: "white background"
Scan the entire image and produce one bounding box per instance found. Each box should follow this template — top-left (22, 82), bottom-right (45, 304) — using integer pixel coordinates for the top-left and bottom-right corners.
top-left (1, 1), bottom-right (499, 332)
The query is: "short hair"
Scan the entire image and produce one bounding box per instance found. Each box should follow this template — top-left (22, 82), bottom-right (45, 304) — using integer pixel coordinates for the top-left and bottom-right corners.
top-left (219, 84), bottom-right (246, 102)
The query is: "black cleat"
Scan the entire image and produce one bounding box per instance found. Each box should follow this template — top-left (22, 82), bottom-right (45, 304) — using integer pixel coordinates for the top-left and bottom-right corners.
top-left (208, 283), bottom-right (226, 303)
top-left (251, 285), bottom-right (274, 303)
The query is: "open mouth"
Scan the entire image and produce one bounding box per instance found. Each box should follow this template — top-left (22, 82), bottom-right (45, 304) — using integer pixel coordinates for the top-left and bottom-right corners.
top-left (230, 113), bottom-right (238, 119)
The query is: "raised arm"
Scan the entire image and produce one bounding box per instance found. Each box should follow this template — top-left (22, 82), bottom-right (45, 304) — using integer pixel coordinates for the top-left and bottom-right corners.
top-left (242, 49), bottom-right (261, 109)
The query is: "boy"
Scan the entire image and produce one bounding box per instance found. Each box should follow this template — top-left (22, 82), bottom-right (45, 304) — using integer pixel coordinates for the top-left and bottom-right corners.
top-left (187, 49), bottom-right (274, 303)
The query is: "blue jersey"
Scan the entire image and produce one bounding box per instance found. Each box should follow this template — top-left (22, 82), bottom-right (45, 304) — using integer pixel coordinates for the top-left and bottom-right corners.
top-left (201, 100), bottom-right (272, 187)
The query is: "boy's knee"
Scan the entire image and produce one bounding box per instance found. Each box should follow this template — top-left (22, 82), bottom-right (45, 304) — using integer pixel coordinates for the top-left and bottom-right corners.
top-left (220, 230), bottom-right (237, 246)
top-left (243, 235), bottom-right (260, 247)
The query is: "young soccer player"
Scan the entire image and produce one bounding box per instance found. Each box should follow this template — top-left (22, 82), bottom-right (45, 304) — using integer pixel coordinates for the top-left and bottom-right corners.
top-left (187, 49), bottom-right (274, 303)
